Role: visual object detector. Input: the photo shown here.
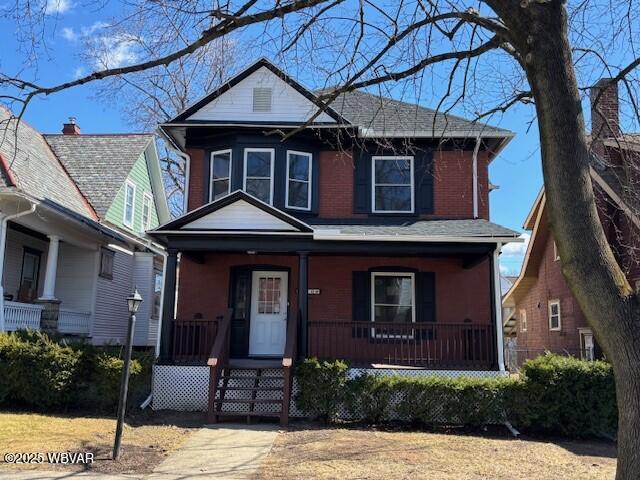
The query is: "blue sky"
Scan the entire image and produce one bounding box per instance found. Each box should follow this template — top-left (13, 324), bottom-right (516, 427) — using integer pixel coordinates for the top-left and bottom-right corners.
top-left (0, 2), bottom-right (547, 276)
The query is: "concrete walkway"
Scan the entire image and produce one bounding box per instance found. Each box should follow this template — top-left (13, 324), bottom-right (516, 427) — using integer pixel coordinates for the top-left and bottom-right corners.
top-left (0, 423), bottom-right (280, 480)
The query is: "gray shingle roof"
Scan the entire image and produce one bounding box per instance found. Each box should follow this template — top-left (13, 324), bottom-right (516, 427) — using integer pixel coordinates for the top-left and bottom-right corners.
top-left (320, 90), bottom-right (513, 139)
top-left (0, 108), bottom-right (92, 216)
top-left (44, 134), bottom-right (152, 217)
top-left (310, 219), bottom-right (520, 238)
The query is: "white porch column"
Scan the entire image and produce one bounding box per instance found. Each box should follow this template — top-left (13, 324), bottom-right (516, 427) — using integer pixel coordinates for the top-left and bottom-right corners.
top-left (40, 235), bottom-right (60, 301)
top-left (493, 243), bottom-right (505, 371)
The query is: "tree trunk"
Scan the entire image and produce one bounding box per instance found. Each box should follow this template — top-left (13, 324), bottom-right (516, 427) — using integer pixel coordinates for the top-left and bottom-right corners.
top-left (487, 1), bottom-right (640, 477)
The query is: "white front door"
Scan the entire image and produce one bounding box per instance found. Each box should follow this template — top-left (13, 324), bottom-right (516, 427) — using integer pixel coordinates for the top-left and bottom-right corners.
top-left (249, 271), bottom-right (288, 356)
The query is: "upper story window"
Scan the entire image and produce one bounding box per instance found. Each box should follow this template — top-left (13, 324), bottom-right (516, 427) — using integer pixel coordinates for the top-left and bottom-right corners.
top-left (210, 149), bottom-right (232, 202)
top-left (372, 156), bottom-right (414, 213)
top-left (520, 308), bottom-right (527, 332)
top-left (286, 151), bottom-right (312, 211)
top-left (142, 192), bottom-right (153, 231)
top-left (123, 180), bottom-right (136, 228)
top-left (253, 88), bottom-right (272, 112)
top-left (99, 248), bottom-right (114, 280)
top-left (244, 148), bottom-right (274, 204)
top-left (548, 299), bottom-right (561, 331)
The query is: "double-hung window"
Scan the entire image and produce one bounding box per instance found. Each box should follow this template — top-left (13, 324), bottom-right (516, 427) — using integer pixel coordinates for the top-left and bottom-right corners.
top-left (123, 180), bottom-right (136, 228)
top-left (372, 156), bottom-right (414, 213)
top-left (244, 148), bottom-right (274, 204)
top-left (141, 192), bottom-right (153, 232)
top-left (520, 308), bottom-right (527, 332)
top-left (371, 272), bottom-right (415, 337)
top-left (286, 151), bottom-right (312, 210)
top-left (548, 299), bottom-right (561, 331)
top-left (210, 149), bottom-right (232, 201)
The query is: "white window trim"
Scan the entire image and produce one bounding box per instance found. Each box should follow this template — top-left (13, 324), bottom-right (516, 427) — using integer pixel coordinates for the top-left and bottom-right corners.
top-left (519, 308), bottom-right (527, 332)
top-left (243, 148), bottom-right (275, 205)
top-left (142, 192), bottom-right (153, 231)
top-left (209, 149), bottom-right (233, 202)
top-left (285, 150), bottom-right (312, 211)
top-left (370, 271), bottom-right (416, 339)
top-left (371, 156), bottom-right (415, 213)
top-left (123, 180), bottom-right (136, 228)
top-left (553, 241), bottom-right (560, 261)
top-left (548, 299), bottom-right (561, 331)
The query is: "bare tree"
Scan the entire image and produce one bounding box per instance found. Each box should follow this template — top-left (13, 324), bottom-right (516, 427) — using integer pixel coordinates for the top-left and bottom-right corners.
top-left (2, 1), bottom-right (640, 476)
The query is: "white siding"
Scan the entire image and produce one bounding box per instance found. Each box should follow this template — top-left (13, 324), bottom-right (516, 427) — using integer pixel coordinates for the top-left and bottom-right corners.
top-left (92, 248), bottom-right (134, 345)
top-left (132, 252), bottom-right (154, 346)
top-left (55, 242), bottom-right (95, 313)
top-left (184, 200), bottom-right (298, 231)
top-left (2, 229), bottom-right (48, 300)
top-left (187, 67), bottom-right (336, 124)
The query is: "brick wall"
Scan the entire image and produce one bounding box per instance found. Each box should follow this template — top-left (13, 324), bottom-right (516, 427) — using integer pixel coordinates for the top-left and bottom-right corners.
top-left (187, 147), bottom-right (488, 220)
top-left (176, 253), bottom-right (492, 325)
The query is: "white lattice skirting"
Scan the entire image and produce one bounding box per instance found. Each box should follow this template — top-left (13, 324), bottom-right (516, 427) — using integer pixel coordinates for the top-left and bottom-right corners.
top-left (152, 365), bottom-right (506, 415)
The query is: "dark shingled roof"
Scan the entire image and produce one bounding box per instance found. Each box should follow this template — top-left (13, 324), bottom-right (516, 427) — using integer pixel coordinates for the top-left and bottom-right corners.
top-left (320, 89), bottom-right (513, 139)
top-left (44, 134), bottom-right (153, 218)
top-left (310, 219), bottom-right (520, 238)
top-left (0, 108), bottom-right (92, 216)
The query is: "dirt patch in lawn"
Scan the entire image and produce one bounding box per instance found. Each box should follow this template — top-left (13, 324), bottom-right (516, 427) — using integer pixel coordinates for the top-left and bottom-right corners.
top-left (255, 423), bottom-right (617, 480)
top-left (0, 410), bottom-right (204, 475)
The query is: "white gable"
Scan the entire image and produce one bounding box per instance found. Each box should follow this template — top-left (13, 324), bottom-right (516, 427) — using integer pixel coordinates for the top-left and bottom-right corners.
top-left (187, 66), bottom-right (336, 124)
top-left (183, 199), bottom-right (299, 231)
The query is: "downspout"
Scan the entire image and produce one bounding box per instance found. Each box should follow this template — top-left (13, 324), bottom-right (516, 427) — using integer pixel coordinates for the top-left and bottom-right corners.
top-left (472, 135), bottom-right (481, 219)
top-left (0, 202), bottom-right (37, 331)
top-left (493, 242), bottom-right (506, 372)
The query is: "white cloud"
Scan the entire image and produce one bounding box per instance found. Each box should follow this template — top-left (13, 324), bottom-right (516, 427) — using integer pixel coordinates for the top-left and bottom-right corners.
top-left (82, 21), bottom-right (110, 36)
top-left (72, 67), bottom-right (85, 79)
top-left (501, 233), bottom-right (530, 256)
top-left (44, 0), bottom-right (71, 15)
top-left (499, 233), bottom-right (530, 277)
top-left (93, 33), bottom-right (139, 69)
top-left (61, 27), bottom-right (77, 41)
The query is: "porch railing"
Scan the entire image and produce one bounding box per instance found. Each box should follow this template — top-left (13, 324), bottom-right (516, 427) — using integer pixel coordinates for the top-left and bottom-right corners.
top-left (58, 309), bottom-right (91, 336)
top-left (171, 318), bottom-right (219, 363)
top-left (308, 321), bottom-right (497, 370)
top-left (207, 308), bottom-right (233, 423)
top-left (3, 301), bottom-right (43, 331)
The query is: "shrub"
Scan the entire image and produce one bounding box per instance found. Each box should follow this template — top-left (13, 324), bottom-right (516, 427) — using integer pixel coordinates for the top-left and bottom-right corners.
top-left (295, 358), bottom-right (348, 422)
top-left (92, 353), bottom-right (143, 409)
top-left (0, 330), bottom-right (83, 409)
top-left (517, 353), bottom-right (617, 437)
top-left (345, 374), bottom-right (396, 423)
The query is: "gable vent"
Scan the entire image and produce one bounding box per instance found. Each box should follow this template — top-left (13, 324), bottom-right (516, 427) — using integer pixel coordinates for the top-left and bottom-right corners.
top-left (252, 87), bottom-right (272, 112)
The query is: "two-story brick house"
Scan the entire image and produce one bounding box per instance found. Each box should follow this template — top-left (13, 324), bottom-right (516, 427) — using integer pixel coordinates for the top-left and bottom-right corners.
top-left (149, 59), bottom-right (520, 422)
top-left (502, 78), bottom-right (639, 367)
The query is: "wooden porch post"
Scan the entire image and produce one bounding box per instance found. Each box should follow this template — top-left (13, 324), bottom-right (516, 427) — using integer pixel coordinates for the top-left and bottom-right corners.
top-left (297, 251), bottom-right (309, 358)
top-left (159, 249), bottom-right (178, 361)
top-left (491, 244), bottom-right (506, 371)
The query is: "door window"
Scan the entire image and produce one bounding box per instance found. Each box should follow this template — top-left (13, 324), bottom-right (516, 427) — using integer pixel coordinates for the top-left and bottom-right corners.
top-left (258, 276), bottom-right (282, 314)
top-left (20, 249), bottom-right (41, 293)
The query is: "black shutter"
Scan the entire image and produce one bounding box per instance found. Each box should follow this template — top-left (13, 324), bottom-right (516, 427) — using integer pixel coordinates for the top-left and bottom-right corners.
top-left (352, 271), bottom-right (370, 338)
top-left (416, 272), bottom-right (436, 340)
top-left (310, 151), bottom-right (320, 214)
top-left (353, 149), bottom-right (370, 213)
top-left (415, 149), bottom-right (434, 214)
top-left (273, 144), bottom-right (286, 209)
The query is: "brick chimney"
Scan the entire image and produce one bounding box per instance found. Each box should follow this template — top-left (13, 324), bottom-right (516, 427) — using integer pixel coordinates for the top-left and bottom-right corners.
top-left (62, 117), bottom-right (81, 135)
top-left (590, 78), bottom-right (619, 163)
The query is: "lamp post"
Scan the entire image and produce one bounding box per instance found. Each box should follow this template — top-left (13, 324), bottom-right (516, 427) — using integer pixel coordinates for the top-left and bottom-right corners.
top-left (113, 287), bottom-right (142, 460)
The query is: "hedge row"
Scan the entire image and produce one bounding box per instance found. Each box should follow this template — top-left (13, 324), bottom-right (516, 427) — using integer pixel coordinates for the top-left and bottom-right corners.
top-left (295, 354), bottom-right (617, 437)
top-left (0, 330), bottom-right (153, 412)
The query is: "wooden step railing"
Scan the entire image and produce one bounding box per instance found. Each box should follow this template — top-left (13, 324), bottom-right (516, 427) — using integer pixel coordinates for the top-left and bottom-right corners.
top-left (280, 311), bottom-right (299, 426)
top-left (207, 308), bottom-right (233, 423)
top-left (308, 321), bottom-right (496, 370)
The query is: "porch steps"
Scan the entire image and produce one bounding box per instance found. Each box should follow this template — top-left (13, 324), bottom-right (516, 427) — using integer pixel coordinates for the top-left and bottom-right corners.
top-left (212, 366), bottom-right (285, 423)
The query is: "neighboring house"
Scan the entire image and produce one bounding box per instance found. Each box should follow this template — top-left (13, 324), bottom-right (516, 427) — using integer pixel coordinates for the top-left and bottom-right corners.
top-left (503, 78), bottom-right (639, 366)
top-left (148, 58), bottom-right (520, 423)
top-left (0, 109), bottom-right (170, 347)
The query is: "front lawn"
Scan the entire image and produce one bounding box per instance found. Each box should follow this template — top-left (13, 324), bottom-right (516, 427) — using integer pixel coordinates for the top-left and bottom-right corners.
top-left (0, 411), bottom-right (201, 474)
top-left (255, 425), bottom-right (617, 480)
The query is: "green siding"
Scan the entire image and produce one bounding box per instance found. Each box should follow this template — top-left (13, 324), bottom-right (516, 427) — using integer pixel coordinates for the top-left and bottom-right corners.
top-left (105, 152), bottom-right (160, 234)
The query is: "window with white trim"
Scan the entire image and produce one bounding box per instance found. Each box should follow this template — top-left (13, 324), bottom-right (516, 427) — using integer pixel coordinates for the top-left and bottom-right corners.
top-left (286, 150), bottom-right (312, 210)
top-left (141, 192), bottom-right (153, 232)
top-left (372, 156), bottom-right (414, 213)
top-left (210, 149), bottom-right (232, 201)
top-left (123, 180), bottom-right (136, 228)
top-left (244, 148), bottom-right (274, 204)
top-left (553, 241), bottom-right (560, 261)
top-left (520, 308), bottom-right (527, 332)
top-left (99, 248), bottom-right (114, 279)
top-left (548, 299), bottom-right (561, 331)
top-left (371, 272), bottom-right (415, 329)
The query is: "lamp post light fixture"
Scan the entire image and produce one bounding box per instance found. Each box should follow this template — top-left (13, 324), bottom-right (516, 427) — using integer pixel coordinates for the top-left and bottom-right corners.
top-left (113, 287), bottom-right (142, 460)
